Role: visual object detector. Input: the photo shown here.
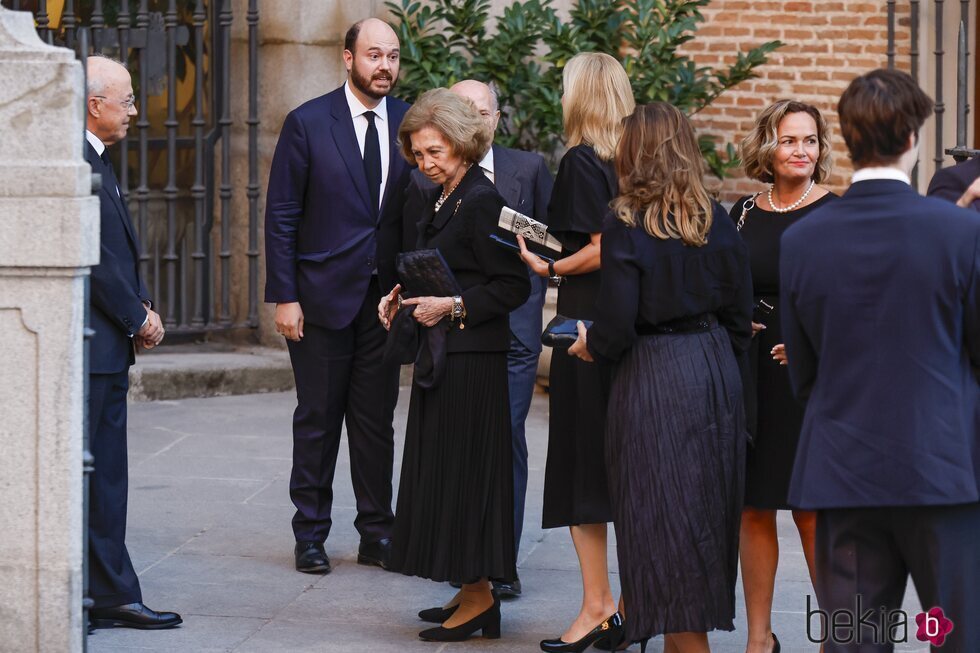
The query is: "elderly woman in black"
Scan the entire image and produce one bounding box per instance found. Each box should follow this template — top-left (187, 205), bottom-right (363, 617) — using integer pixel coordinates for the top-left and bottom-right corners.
top-left (570, 103), bottom-right (753, 653)
top-left (378, 88), bottom-right (530, 643)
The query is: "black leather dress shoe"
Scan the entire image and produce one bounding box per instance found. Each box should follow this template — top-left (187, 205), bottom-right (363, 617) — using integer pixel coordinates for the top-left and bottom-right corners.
top-left (89, 603), bottom-right (182, 630)
top-left (295, 541), bottom-right (331, 574)
top-left (357, 537), bottom-right (392, 570)
top-left (491, 576), bottom-right (522, 598)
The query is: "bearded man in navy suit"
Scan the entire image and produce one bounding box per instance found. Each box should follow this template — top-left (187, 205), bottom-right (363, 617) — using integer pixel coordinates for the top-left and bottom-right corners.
top-left (781, 69), bottom-right (980, 651)
top-left (265, 18), bottom-right (411, 574)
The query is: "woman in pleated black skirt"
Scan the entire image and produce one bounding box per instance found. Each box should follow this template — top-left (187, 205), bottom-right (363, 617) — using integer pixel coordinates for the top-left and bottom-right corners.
top-left (570, 103), bottom-right (753, 652)
top-left (380, 89), bottom-right (530, 643)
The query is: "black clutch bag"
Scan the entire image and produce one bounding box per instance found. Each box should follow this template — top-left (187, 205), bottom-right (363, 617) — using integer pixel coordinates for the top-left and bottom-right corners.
top-left (541, 314), bottom-right (593, 349)
top-left (395, 249), bottom-right (462, 297)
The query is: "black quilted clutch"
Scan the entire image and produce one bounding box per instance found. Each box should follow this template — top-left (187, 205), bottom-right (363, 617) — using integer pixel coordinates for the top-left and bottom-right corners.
top-left (395, 249), bottom-right (462, 297)
top-left (541, 314), bottom-right (593, 348)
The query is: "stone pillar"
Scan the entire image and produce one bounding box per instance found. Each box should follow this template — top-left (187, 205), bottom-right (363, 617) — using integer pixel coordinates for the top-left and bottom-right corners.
top-left (0, 8), bottom-right (99, 652)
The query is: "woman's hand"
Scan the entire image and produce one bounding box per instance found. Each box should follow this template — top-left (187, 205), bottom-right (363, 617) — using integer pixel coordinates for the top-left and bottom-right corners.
top-left (771, 343), bottom-right (787, 366)
top-left (516, 234), bottom-right (551, 278)
top-left (378, 284), bottom-right (402, 331)
top-left (402, 296), bottom-right (454, 327)
top-left (568, 321), bottom-right (594, 362)
top-left (751, 321), bottom-right (767, 337)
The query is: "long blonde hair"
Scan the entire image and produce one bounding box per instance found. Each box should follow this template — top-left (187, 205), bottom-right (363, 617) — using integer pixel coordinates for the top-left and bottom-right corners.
top-left (612, 103), bottom-right (713, 246)
top-left (562, 52), bottom-right (635, 161)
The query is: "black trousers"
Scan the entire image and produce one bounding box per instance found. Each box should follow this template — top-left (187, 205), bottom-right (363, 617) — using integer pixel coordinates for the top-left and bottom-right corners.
top-left (815, 503), bottom-right (980, 652)
top-left (286, 277), bottom-right (400, 544)
top-left (88, 369), bottom-right (142, 608)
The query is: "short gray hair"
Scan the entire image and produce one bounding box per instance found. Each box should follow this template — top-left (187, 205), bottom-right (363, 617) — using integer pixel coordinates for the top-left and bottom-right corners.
top-left (86, 54), bottom-right (127, 97)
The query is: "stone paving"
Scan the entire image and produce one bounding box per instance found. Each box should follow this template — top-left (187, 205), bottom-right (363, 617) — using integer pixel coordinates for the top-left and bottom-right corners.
top-left (88, 389), bottom-right (928, 652)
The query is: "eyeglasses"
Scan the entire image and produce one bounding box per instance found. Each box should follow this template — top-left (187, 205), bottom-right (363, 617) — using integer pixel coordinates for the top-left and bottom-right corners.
top-left (93, 95), bottom-right (137, 110)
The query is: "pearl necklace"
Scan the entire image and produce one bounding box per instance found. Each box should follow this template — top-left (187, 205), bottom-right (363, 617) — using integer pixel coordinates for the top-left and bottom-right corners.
top-left (767, 179), bottom-right (815, 213)
top-left (434, 168), bottom-right (470, 212)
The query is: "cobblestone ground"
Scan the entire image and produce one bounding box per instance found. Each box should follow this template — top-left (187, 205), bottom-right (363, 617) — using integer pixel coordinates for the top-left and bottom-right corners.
top-left (89, 390), bottom-right (927, 652)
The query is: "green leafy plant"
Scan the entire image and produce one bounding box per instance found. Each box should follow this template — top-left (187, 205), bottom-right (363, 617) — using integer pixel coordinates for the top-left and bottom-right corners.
top-left (386, 0), bottom-right (782, 178)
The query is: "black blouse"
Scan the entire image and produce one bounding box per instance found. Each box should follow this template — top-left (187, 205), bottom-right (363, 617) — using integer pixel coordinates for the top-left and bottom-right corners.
top-left (587, 203), bottom-right (754, 363)
top-left (548, 144), bottom-right (618, 252)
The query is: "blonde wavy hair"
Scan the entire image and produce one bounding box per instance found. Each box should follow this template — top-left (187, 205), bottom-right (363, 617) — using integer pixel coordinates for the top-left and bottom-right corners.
top-left (612, 103), bottom-right (713, 246)
top-left (562, 52), bottom-right (635, 161)
top-left (739, 99), bottom-right (833, 183)
top-left (398, 88), bottom-right (490, 164)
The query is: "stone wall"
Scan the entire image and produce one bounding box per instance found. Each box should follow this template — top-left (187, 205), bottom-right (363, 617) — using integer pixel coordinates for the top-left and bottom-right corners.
top-left (0, 7), bottom-right (98, 652)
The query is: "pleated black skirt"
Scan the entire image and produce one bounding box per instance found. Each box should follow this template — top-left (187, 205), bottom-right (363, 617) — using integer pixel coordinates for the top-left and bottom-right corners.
top-left (390, 352), bottom-right (516, 583)
top-left (605, 327), bottom-right (746, 641)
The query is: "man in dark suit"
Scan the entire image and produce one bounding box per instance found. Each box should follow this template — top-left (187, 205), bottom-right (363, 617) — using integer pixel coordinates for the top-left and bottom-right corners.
top-left (402, 80), bottom-right (553, 597)
top-left (84, 55), bottom-right (181, 630)
top-left (781, 69), bottom-right (980, 651)
top-left (927, 154), bottom-right (980, 210)
top-left (265, 18), bottom-right (411, 574)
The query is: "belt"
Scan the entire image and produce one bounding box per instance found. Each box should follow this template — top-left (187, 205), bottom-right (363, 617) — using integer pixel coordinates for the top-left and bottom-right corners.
top-left (637, 313), bottom-right (718, 335)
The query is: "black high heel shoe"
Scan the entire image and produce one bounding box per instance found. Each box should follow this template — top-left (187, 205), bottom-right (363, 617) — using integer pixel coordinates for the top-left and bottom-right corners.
top-left (418, 604), bottom-right (458, 624)
top-left (771, 633), bottom-right (781, 653)
top-left (540, 612), bottom-right (624, 653)
top-left (418, 596), bottom-right (500, 642)
top-left (638, 638), bottom-right (649, 653)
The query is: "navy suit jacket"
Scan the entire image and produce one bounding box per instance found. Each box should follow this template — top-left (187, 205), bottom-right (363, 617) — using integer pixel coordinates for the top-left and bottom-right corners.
top-left (265, 86), bottom-right (411, 329)
top-left (85, 142), bottom-right (151, 374)
top-left (780, 179), bottom-right (980, 509)
top-left (403, 145), bottom-right (553, 351)
top-left (927, 156), bottom-right (980, 211)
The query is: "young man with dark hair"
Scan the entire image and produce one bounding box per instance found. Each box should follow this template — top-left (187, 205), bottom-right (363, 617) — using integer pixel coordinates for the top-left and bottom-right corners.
top-left (780, 68), bottom-right (980, 651)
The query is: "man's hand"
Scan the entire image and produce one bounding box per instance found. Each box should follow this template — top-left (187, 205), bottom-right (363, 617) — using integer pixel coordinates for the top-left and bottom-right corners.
top-left (401, 296), bottom-right (453, 327)
top-left (275, 302), bottom-right (304, 341)
top-left (956, 176), bottom-right (980, 208)
top-left (137, 306), bottom-right (164, 349)
top-left (568, 321), bottom-right (593, 362)
top-left (771, 343), bottom-right (788, 366)
top-left (378, 284), bottom-right (402, 331)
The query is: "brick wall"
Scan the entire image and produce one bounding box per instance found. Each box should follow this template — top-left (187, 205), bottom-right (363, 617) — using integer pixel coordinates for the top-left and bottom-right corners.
top-left (684, 0), bottom-right (914, 201)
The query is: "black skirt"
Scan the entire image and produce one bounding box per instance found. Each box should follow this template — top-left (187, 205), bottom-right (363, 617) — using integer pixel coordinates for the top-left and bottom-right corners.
top-left (605, 328), bottom-right (746, 640)
top-left (743, 296), bottom-right (806, 509)
top-left (390, 352), bottom-right (516, 583)
top-left (542, 272), bottom-right (613, 528)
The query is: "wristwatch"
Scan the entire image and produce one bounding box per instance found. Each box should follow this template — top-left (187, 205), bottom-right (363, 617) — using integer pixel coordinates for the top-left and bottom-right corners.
top-left (548, 260), bottom-right (562, 285)
top-left (450, 295), bottom-right (466, 321)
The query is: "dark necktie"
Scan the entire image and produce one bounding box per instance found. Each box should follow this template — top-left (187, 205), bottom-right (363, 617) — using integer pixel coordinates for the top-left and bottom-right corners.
top-left (100, 150), bottom-right (120, 198)
top-left (362, 110), bottom-right (382, 211)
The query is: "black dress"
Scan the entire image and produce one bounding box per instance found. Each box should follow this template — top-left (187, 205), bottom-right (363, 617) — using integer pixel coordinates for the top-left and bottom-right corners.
top-left (730, 192), bottom-right (836, 509)
top-left (588, 204), bottom-right (753, 640)
top-left (541, 144), bottom-right (617, 528)
top-left (390, 166), bottom-right (531, 583)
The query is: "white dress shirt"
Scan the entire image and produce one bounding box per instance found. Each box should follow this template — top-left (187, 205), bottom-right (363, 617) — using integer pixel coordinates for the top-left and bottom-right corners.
top-left (345, 81), bottom-right (390, 208)
top-left (479, 146), bottom-right (495, 184)
top-left (851, 166), bottom-right (911, 185)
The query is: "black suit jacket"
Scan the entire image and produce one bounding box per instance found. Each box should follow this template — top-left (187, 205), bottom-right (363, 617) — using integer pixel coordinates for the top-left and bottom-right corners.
top-left (402, 145), bottom-right (553, 350)
top-left (780, 179), bottom-right (980, 509)
top-left (927, 156), bottom-right (980, 210)
top-left (412, 165), bottom-right (531, 353)
top-left (265, 86), bottom-right (411, 328)
top-left (85, 141), bottom-right (151, 375)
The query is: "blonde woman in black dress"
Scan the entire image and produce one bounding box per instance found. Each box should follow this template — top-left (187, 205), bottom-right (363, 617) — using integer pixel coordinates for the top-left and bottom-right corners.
top-left (570, 102), bottom-right (753, 653)
top-left (517, 52), bottom-right (634, 652)
top-left (730, 99), bottom-right (836, 653)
